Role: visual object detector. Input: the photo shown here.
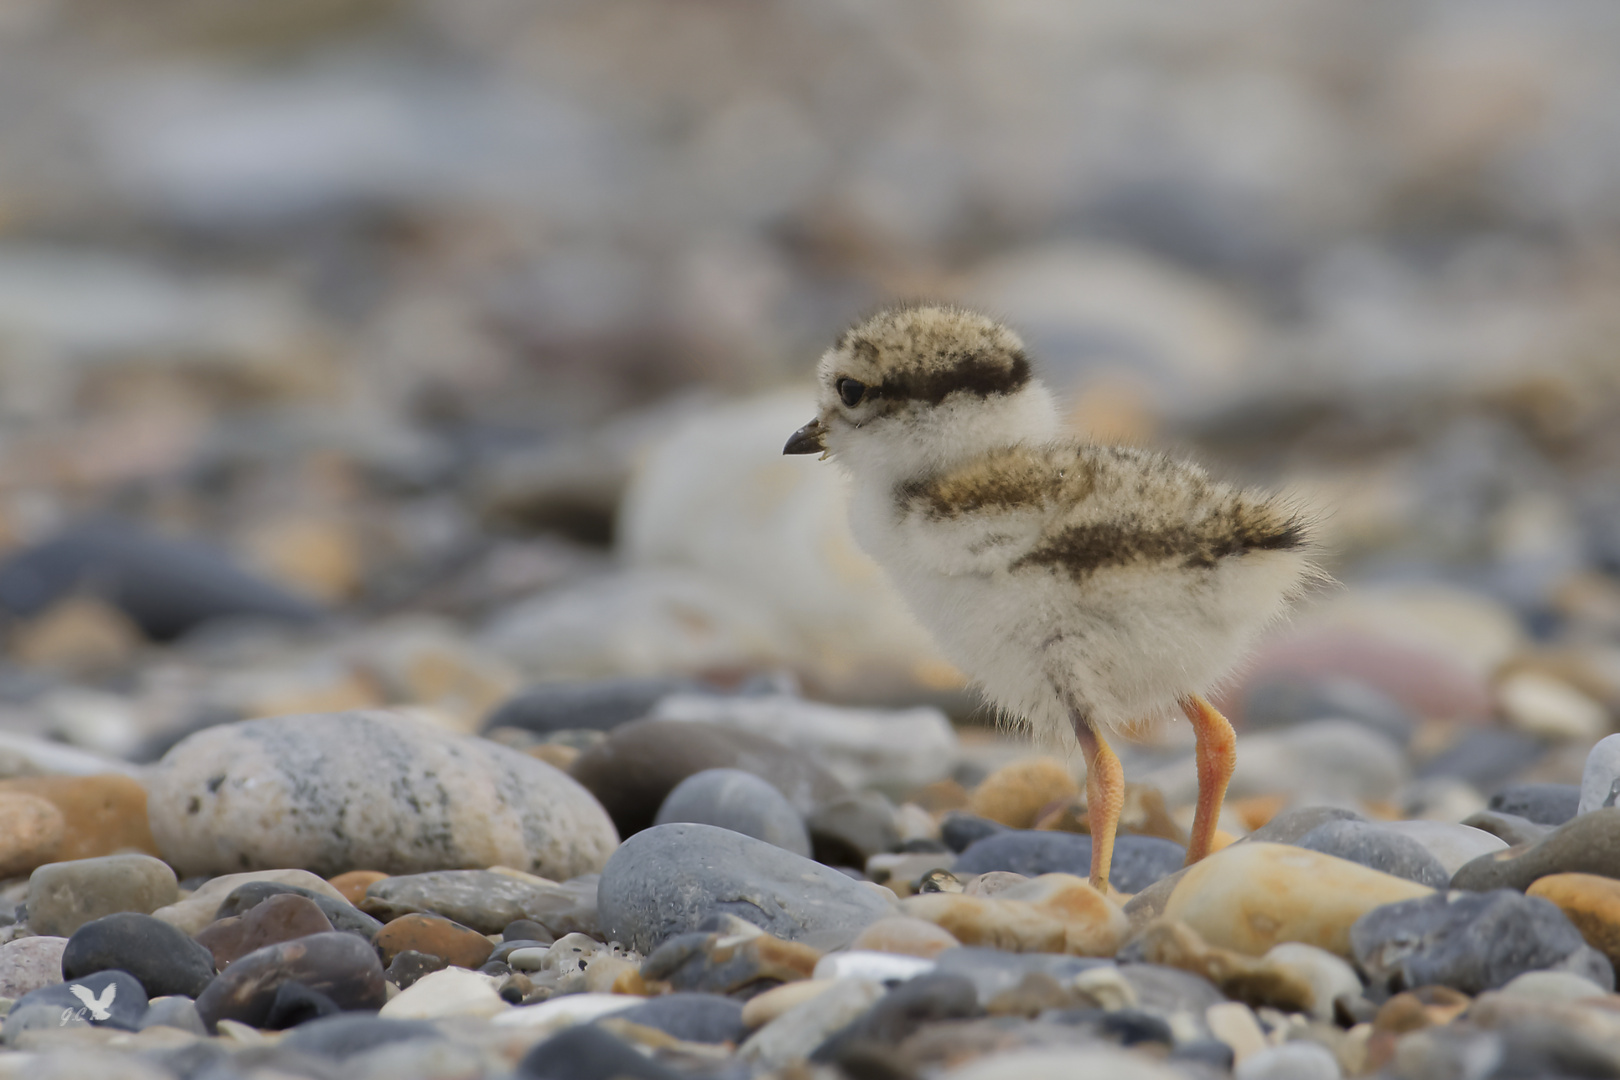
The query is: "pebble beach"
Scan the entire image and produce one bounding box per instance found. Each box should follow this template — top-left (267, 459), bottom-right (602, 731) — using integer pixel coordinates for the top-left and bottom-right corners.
top-left (3, 3), bottom-right (1620, 1080)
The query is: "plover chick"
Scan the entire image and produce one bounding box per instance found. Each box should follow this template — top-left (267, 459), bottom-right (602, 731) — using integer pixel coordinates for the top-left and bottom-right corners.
top-left (785, 304), bottom-right (1319, 892)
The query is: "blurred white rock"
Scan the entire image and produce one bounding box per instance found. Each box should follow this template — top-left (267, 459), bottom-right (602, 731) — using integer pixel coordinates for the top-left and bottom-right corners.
top-left (1496, 670), bottom-right (1607, 742)
top-left (617, 391), bottom-right (958, 695)
top-left (1139, 718), bottom-right (1406, 808)
top-left (652, 694), bottom-right (959, 793)
top-left (480, 566), bottom-right (794, 682)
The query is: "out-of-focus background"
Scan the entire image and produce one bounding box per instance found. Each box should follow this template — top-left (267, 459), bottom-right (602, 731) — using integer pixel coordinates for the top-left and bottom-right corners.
top-left (0, 0), bottom-right (1617, 792)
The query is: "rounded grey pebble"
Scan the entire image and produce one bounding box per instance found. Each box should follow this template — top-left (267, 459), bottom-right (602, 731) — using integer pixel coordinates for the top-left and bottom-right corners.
top-left (1488, 783), bottom-right (1580, 826)
top-left (1296, 819), bottom-right (1450, 888)
top-left (598, 822), bottom-right (895, 953)
top-left (654, 768), bottom-right (811, 857)
top-left (615, 992), bottom-right (747, 1044)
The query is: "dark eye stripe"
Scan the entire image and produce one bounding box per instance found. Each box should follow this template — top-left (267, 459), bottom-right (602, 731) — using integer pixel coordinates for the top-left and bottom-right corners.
top-left (877, 351), bottom-right (1031, 404)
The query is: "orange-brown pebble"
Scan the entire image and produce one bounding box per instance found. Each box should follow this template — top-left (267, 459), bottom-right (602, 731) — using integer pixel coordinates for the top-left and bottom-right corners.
top-left (850, 916), bottom-right (962, 958)
top-left (969, 758), bottom-right (1080, 829)
top-left (328, 870), bottom-right (389, 906)
top-left (0, 792), bottom-right (64, 877)
top-left (374, 913), bottom-right (496, 969)
top-left (1528, 873), bottom-right (1620, 966)
top-left (999, 874), bottom-right (1129, 956)
top-left (0, 774), bottom-right (160, 861)
top-left (1228, 794), bottom-right (1286, 832)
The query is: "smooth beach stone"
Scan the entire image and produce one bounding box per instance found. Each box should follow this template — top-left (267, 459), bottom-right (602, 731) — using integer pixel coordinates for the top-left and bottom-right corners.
top-left (216, 881), bottom-right (383, 939)
top-left (1126, 920), bottom-right (1352, 1022)
top-left (151, 869), bottom-right (348, 935)
top-left (1162, 842), bottom-right (1433, 957)
top-left (851, 916), bottom-right (962, 958)
top-left (27, 853), bottom-right (179, 937)
top-left (807, 792), bottom-right (900, 866)
top-left (63, 912), bottom-right (216, 998)
top-left (741, 977), bottom-right (885, 1069)
top-left (0, 792), bottom-right (63, 876)
top-left (811, 972), bottom-right (980, 1062)
top-left (1452, 807), bottom-right (1620, 892)
top-left (1527, 874), bottom-right (1620, 967)
top-left (195, 894), bottom-right (336, 969)
top-left (518, 1022), bottom-right (683, 1080)
top-left (1142, 720), bottom-right (1406, 808)
top-left (1234, 1041), bottom-right (1342, 1080)
top-left (378, 967), bottom-right (506, 1020)
top-left (0, 775), bottom-right (160, 864)
top-left (194, 930), bottom-right (387, 1031)
top-left (569, 718), bottom-right (848, 837)
top-left (1378, 820), bottom-right (1508, 876)
top-left (1296, 820), bottom-right (1450, 889)
top-left (943, 1045), bottom-right (1187, 1080)
top-left (264, 979), bottom-right (342, 1029)
top-left (504, 919), bottom-right (554, 943)
top-left (1417, 729), bottom-right (1545, 789)
top-left (968, 758), bottom-right (1080, 829)
top-left (1496, 969), bottom-right (1610, 1001)
top-left (147, 710), bottom-right (618, 880)
top-left (931, 948), bottom-right (1112, 1006)
top-left (278, 1013), bottom-right (441, 1059)
top-left (615, 993), bottom-right (746, 1044)
top-left (1490, 783), bottom-right (1581, 826)
top-left (485, 676), bottom-right (703, 735)
top-left (813, 950), bottom-right (934, 984)
top-left (653, 768), bottom-right (811, 857)
top-left (0, 521), bottom-right (322, 639)
top-left (598, 823), bottom-right (894, 952)
top-left (0, 936), bottom-right (68, 997)
top-left (138, 995), bottom-right (208, 1035)
top-left (1243, 675), bottom-right (1415, 745)
top-left (941, 813), bottom-right (1007, 852)
top-left (1247, 806), bottom-right (1365, 845)
top-left (328, 870), bottom-right (388, 906)
top-left (640, 926), bottom-right (822, 995)
top-left (1580, 735), bottom-right (1620, 815)
top-left (1351, 890), bottom-right (1613, 995)
top-left (11, 969), bottom-right (148, 1031)
top-left (1460, 809), bottom-right (1551, 848)
top-left (373, 913), bottom-right (494, 969)
top-left (386, 950), bottom-right (449, 990)
top-left (954, 830), bottom-right (1185, 894)
top-left (362, 869), bottom-right (597, 936)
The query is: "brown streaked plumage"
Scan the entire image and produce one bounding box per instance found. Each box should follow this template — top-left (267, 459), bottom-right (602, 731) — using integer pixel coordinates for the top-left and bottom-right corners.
top-left (786, 304), bottom-right (1321, 894)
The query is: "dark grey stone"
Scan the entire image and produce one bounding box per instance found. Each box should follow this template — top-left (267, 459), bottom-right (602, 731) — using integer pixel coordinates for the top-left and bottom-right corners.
top-left (263, 980), bottom-right (341, 1030)
top-left (1245, 805), bottom-right (1366, 845)
top-left (10, 969), bottom-right (148, 1032)
top-left (63, 912), bottom-right (216, 998)
top-left (1488, 783), bottom-right (1581, 826)
top-left (1117, 964), bottom-right (1225, 1017)
top-left (1244, 675), bottom-right (1414, 746)
top-left (653, 768), bottom-right (811, 857)
top-left (1417, 729), bottom-right (1546, 788)
top-left (385, 950), bottom-right (448, 990)
top-left (953, 831), bottom-right (1185, 893)
top-left (519, 1023), bottom-right (683, 1080)
top-left (194, 931), bottom-right (386, 1032)
top-left (614, 993), bottom-right (746, 1044)
top-left (503, 919), bottom-right (554, 944)
top-left (138, 995), bottom-right (207, 1035)
top-left (217, 881), bottom-right (383, 940)
top-left (1452, 807), bottom-right (1620, 892)
top-left (1042, 1007), bottom-right (1174, 1047)
top-left (811, 973), bottom-right (980, 1063)
top-left (1460, 809), bottom-right (1552, 847)
top-left (279, 1014), bottom-right (442, 1059)
top-left (931, 948), bottom-right (1112, 1005)
top-left (483, 676), bottom-right (704, 735)
top-left (806, 792), bottom-right (899, 866)
top-left (0, 520), bottom-right (321, 640)
top-left (1350, 889), bottom-right (1615, 995)
top-left (363, 870), bottom-right (598, 937)
top-left (568, 718), bottom-right (848, 836)
top-left (940, 812), bottom-right (1007, 853)
top-left (1296, 820), bottom-right (1450, 889)
top-left (597, 823), bottom-right (894, 952)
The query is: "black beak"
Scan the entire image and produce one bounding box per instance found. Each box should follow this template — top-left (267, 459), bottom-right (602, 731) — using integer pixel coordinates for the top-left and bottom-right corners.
top-left (783, 418), bottom-right (827, 456)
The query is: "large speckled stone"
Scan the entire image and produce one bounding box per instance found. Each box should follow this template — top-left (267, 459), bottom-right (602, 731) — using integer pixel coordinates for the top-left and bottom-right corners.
top-left (146, 711), bottom-right (618, 880)
top-left (599, 823), bottom-right (894, 952)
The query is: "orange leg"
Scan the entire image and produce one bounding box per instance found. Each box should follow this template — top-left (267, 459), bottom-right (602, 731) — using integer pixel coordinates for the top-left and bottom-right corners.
top-left (1180, 693), bottom-right (1237, 866)
top-left (1073, 721), bottom-right (1124, 893)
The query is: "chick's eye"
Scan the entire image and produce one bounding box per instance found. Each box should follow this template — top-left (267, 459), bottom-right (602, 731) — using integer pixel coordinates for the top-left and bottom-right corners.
top-left (836, 378), bottom-right (867, 407)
